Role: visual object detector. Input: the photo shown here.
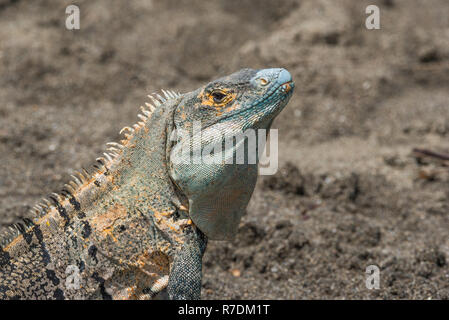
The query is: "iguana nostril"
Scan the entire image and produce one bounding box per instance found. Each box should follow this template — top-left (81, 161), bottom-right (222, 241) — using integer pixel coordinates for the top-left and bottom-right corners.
top-left (260, 78), bottom-right (269, 86)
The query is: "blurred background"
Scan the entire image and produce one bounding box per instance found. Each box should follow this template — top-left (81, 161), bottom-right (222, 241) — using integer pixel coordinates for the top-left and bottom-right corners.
top-left (0, 0), bottom-right (448, 298)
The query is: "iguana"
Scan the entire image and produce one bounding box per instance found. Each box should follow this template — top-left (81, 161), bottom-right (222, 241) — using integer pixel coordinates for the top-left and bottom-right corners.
top-left (0, 68), bottom-right (294, 299)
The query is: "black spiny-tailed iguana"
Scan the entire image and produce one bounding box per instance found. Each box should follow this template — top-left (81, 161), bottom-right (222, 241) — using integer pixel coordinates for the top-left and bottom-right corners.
top-left (0, 68), bottom-right (294, 299)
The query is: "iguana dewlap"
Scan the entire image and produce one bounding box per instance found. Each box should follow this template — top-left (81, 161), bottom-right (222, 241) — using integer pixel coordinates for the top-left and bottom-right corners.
top-left (0, 68), bottom-right (294, 299)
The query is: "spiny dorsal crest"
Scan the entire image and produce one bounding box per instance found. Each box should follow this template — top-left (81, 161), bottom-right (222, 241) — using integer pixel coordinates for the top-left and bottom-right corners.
top-left (0, 89), bottom-right (181, 249)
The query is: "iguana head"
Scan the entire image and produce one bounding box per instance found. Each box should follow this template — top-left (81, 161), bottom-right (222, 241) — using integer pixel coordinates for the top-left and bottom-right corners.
top-left (168, 68), bottom-right (294, 240)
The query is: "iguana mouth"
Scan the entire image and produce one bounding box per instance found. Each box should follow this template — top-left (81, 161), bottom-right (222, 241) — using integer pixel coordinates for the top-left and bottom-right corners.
top-left (281, 81), bottom-right (294, 94)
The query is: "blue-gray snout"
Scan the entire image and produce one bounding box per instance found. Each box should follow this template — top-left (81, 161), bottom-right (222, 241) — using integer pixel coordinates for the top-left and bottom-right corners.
top-left (255, 68), bottom-right (294, 94)
top-left (277, 68), bottom-right (292, 85)
top-left (277, 68), bottom-right (294, 94)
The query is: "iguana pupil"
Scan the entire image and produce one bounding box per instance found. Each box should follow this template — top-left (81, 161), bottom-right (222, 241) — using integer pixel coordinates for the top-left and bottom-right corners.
top-left (211, 91), bottom-right (226, 103)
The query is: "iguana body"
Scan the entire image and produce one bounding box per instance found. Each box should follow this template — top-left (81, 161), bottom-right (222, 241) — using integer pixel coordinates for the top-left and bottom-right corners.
top-left (0, 68), bottom-right (294, 299)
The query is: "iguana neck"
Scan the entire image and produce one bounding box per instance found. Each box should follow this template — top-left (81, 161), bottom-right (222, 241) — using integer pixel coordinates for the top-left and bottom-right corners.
top-left (109, 97), bottom-right (180, 210)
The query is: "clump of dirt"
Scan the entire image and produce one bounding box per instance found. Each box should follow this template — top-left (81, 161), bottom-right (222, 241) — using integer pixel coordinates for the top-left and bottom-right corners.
top-left (0, 0), bottom-right (448, 299)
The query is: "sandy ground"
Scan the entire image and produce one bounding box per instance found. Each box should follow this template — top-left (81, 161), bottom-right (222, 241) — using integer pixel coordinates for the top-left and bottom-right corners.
top-left (0, 0), bottom-right (448, 299)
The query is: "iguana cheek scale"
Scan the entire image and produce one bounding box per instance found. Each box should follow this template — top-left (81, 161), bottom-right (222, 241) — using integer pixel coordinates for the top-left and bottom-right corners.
top-left (0, 68), bottom-right (294, 299)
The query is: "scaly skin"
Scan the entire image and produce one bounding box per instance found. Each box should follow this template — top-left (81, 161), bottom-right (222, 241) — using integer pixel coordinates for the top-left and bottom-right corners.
top-left (0, 68), bottom-right (294, 299)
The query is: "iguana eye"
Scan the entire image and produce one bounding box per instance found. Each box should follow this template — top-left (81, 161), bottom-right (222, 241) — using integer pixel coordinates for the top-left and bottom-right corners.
top-left (211, 90), bottom-right (227, 103)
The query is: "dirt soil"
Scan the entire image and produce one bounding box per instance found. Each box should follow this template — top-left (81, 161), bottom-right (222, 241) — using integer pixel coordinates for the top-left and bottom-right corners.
top-left (1, 0), bottom-right (448, 299)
